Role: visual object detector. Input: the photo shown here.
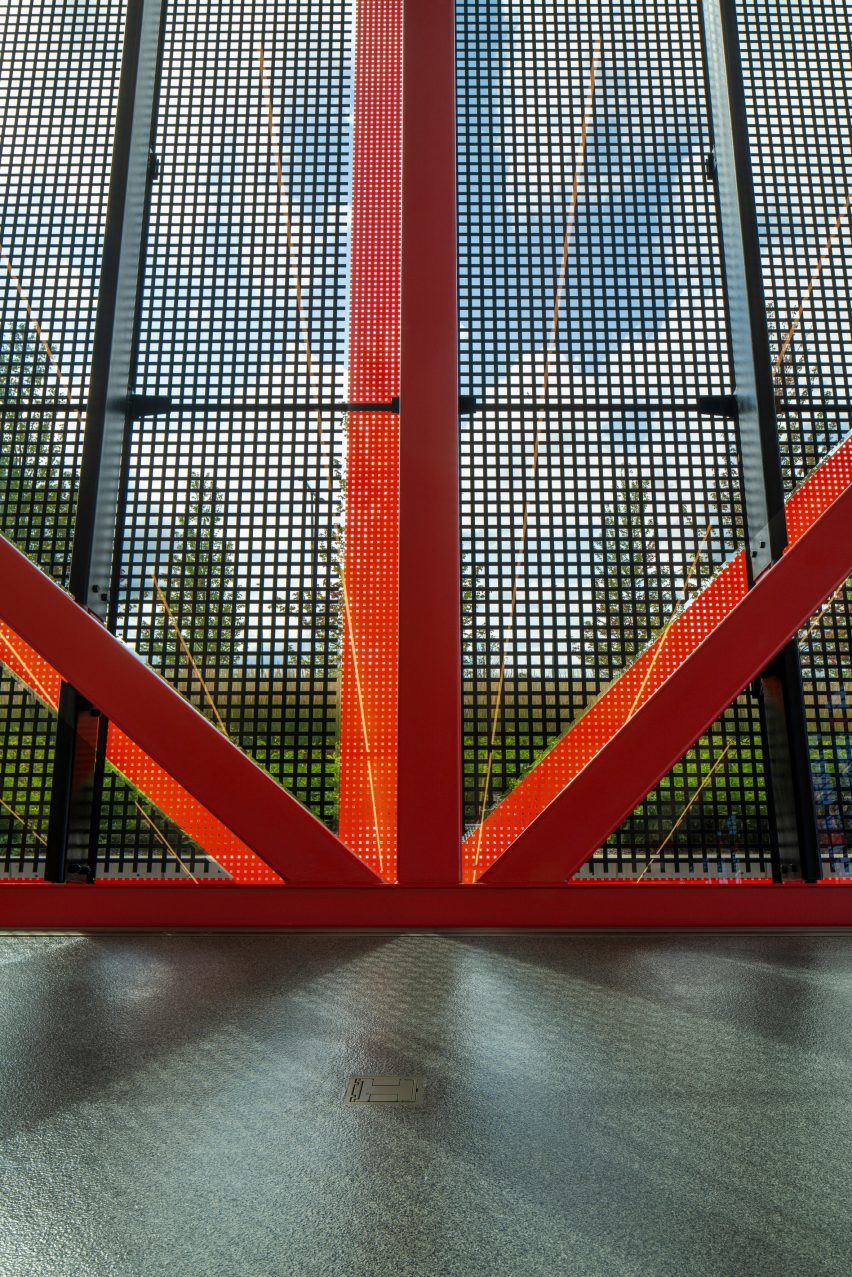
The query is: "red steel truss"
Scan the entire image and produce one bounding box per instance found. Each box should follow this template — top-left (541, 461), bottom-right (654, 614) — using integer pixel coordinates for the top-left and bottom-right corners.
top-left (0, 535), bottom-right (379, 887)
top-left (2, 434), bottom-right (848, 894)
top-left (0, 621), bottom-right (281, 884)
top-left (0, 458), bottom-right (848, 905)
top-left (470, 438), bottom-right (852, 881)
top-left (482, 477), bottom-right (852, 884)
top-left (396, 0), bottom-right (462, 884)
top-left (0, 0), bottom-right (850, 925)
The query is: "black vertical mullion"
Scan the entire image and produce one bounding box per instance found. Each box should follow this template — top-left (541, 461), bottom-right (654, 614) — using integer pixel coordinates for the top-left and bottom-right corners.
top-left (45, 0), bottom-right (168, 883)
top-left (700, 0), bottom-right (821, 882)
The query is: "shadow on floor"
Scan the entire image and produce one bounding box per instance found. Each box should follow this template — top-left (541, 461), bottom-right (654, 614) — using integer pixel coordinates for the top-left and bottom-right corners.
top-left (0, 931), bottom-right (849, 1277)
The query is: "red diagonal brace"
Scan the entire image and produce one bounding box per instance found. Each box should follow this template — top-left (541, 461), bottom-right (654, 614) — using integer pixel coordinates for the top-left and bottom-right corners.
top-left (0, 534), bottom-right (380, 887)
top-left (0, 621), bottom-right (281, 882)
top-left (482, 482), bottom-right (852, 885)
top-left (466, 437), bottom-right (852, 879)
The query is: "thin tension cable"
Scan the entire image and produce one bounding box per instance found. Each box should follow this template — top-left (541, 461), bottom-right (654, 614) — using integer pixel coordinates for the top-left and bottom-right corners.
top-left (473, 37), bottom-right (603, 874)
top-left (259, 47), bottom-right (385, 872)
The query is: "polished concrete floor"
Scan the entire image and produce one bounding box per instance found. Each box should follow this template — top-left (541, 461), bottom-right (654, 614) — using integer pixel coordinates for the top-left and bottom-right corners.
top-left (0, 931), bottom-right (849, 1277)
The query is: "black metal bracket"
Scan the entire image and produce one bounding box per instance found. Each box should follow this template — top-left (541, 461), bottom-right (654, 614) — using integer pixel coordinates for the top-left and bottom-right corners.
top-left (127, 393), bottom-right (171, 418)
top-left (66, 859), bottom-right (97, 883)
top-left (45, 689), bottom-right (107, 884)
top-left (338, 395), bottom-right (477, 415)
top-left (759, 646), bottom-right (822, 881)
top-left (339, 396), bottom-right (400, 413)
top-left (697, 393), bottom-right (739, 418)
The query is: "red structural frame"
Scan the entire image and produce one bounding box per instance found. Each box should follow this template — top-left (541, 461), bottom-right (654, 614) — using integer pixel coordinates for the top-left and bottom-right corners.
top-left (1, 471), bottom-right (849, 907)
top-left (0, 539), bottom-right (378, 888)
top-left (0, 0), bottom-right (850, 927)
top-left (2, 881), bottom-right (849, 929)
top-left (483, 482), bottom-right (852, 884)
top-left (397, 0), bottom-right (461, 885)
top-left (466, 438), bottom-right (852, 879)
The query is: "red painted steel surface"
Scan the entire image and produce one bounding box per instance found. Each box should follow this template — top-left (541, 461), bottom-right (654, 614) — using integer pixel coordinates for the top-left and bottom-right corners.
top-left (482, 477), bottom-right (852, 885)
top-left (1, 880), bottom-right (849, 929)
top-left (0, 537), bottom-right (380, 886)
top-left (785, 437), bottom-right (852, 545)
top-left (2, 434), bottom-right (849, 901)
top-left (2, 432), bottom-right (849, 897)
top-left (338, 0), bottom-right (402, 879)
top-left (397, 0), bottom-right (461, 883)
top-left (1, 0), bottom-right (850, 924)
top-left (0, 623), bottom-right (61, 707)
top-left (466, 435), bottom-right (852, 881)
top-left (0, 622), bottom-right (278, 882)
top-left (104, 725), bottom-right (282, 884)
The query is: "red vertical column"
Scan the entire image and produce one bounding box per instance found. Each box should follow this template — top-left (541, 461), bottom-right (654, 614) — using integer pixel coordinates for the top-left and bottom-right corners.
top-left (396, 0), bottom-right (461, 883)
top-left (338, 0), bottom-right (402, 879)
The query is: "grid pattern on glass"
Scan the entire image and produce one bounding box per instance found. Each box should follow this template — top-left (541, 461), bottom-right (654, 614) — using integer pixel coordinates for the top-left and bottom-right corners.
top-left (0, 0), bottom-right (126, 582)
top-left (118, 409), bottom-right (343, 828)
top-left (97, 769), bottom-right (228, 879)
top-left (578, 691), bottom-right (772, 879)
top-left (0, 1), bottom-right (125, 878)
top-left (741, 3), bottom-right (850, 879)
top-left (456, 2), bottom-right (753, 852)
top-left (739, 0), bottom-right (851, 493)
top-left (800, 575), bottom-right (851, 878)
top-left (461, 405), bottom-right (745, 827)
top-left (336, 0), bottom-right (402, 879)
top-left (113, 1), bottom-right (353, 843)
top-left (0, 669), bottom-right (54, 877)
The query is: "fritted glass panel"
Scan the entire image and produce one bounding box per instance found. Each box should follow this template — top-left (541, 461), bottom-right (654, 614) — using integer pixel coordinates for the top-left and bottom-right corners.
top-left (0, 0), bottom-right (126, 582)
top-left (97, 769), bottom-right (228, 879)
top-left (115, 0), bottom-right (357, 839)
top-left (0, 2), bottom-right (125, 878)
top-left (740, 0), bottom-right (851, 489)
top-left (578, 691), bottom-right (772, 879)
top-left (0, 668), bottom-right (54, 878)
top-left (800, 576), bottom-right (851, 877)
top-left (456, 2), bottom-right (747, 843)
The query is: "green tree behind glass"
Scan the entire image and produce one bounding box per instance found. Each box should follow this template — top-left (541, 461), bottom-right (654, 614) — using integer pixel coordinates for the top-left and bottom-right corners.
top-left (578, 470), bottom-right (683, 686)
top-left (137, 471), bottom-right (243, 680)
top-left (0, 322), bottom-right (75, 579)
top-left (274, 469), bottom-right (343, 671)
top-left (269, 465), bottom-right (343, 826)
top-left (0, 322), bottom-right (74, 863)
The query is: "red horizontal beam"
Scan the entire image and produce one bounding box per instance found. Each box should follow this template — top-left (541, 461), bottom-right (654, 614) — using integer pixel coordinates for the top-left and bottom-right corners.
top-left (0, 880), bottom-right (849, 929)
top-left (0, 535), bottom-right (379, 886)
top-left (482, 481), bottom-right (852, 885)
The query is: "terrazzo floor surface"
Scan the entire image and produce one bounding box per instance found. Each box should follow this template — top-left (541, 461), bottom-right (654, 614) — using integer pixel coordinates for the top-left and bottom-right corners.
top-left (0, 931), bottom-right (849, 1276)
